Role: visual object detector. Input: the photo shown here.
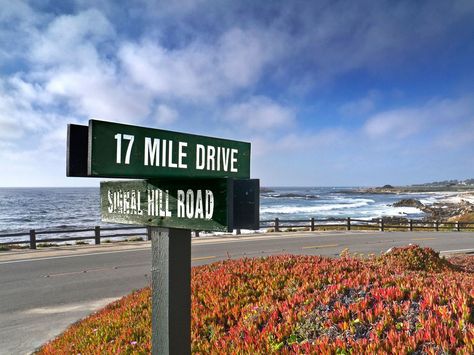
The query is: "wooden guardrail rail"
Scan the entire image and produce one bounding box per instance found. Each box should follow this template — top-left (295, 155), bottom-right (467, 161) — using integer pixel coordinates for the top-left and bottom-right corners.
top-left (0, 226), bottom-right (149, 249)
top-left (0, 218), bottom-right (473, 249)
top-left (258, 218), bottom-right (473, 233)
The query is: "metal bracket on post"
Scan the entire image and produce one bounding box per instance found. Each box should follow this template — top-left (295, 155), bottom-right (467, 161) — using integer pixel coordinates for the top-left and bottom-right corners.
top-left (151, 227), bottom-right (191, 355)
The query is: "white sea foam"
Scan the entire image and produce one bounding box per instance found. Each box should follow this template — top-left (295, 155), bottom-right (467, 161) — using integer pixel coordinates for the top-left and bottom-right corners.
top-left (416, 191), bottom-right (474, 205)
top-left (439, 192), bottom-right (474, 204)
top-left (260, 199), bottom-right (425, 219)
top-left (260, 199), bottom-right (373, 214)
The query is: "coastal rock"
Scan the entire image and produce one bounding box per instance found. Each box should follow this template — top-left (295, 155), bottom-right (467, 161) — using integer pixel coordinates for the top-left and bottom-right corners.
top-left (422, 200), bottom-right (474, 221)
top-left (393, 199), bottom-right (425, 209)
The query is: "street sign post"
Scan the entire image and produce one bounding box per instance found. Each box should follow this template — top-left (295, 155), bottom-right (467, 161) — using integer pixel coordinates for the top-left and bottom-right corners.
top-left (67, 119), bottom-right (259, 355)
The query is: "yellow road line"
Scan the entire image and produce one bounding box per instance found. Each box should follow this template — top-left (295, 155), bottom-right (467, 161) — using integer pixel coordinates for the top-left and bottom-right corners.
top-left (411, 237), bottom-right (436, 241)
top-left (192, 255), bottom-right (216, 261)
top-left (302, 244), bottom-right (339, 249)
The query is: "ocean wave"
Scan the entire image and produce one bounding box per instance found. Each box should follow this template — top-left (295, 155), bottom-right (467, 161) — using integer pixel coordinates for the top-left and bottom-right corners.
top-left (331, 196), bottom-right (375, 203)
top-left (263, 193), bottom-right (320, 200)
top-left (260, 200), bottom-right (372, 214)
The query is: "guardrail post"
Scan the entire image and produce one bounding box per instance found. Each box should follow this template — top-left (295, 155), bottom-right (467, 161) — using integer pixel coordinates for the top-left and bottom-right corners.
top-left (409, 219), bottom-right (413, 232)
top-left (195, 230), bottom-right (200, 238)
top-left (310, 218), bottom-right (315, 231)
top-left (346, 217), bottom-right (351, 231)
top-left (274, 218), bottom-right (280, 232)
top-left (379, 218), bottom-right (384, 232)
top-left (236, 229), bottom-right (241, 235)
top-left (456, 221), bottom-right (460, 232)
top-left (94, 226), bottom-right (101, 245)
top-left (435, 220), bottom-right (439, 232)
top-left (147, 226), bottom-right (152, 241)
top-left (29, 229), bottom-right (36, 249)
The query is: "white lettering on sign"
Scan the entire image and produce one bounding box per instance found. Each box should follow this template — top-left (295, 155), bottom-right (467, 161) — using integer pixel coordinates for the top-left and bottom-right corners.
top-left (230, 148), bottom-right (238, 172)
top-left (147, 189), bottom-right (171, 217)
top-left (176, 189), bottom-right (214, 219)
top-left (115, 131), bottom-right (240, 173)
top-left (144, 138), bottom-right (188, 169)
top-left (106, 188), bottom-right (215, 220)
top-left (205, 190), bottom-right (214, 219)
top-left (206, 145), bottom-right (215, 171)
top-left (107, 189), bottom-right (143, 215)
top-left (168, 141), bottom-right (177, 168)
top-left (144, 138), bottom-right (159, 166)
top-left (196, 144), bottom-right (205, 170)
top-left (114, 134), bottom-right (135, 165)
top-left (195, 144), bottom-right (238, 173)
top-left (195, 190), bottom-right (204, 218)
top-left (185, 189), bottom-right (194, 218)
top-left (177, 190), bottom-right (185, 217)
top-left (178, 142), bottom-right (188, 168)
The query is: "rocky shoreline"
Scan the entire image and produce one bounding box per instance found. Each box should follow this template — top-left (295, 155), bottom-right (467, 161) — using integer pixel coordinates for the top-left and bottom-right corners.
top-left (391, 197), bottom-right (474, 222)
top-left (352, 185), bottom-right (474, 194)
top-left (346, 184), bottom-right (474, 222)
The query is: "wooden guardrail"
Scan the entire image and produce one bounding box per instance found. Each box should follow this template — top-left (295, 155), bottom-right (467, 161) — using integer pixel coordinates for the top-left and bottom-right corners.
top-left (0, 218), bottom-right (473, 249)
top-left (0, 226), bottom-right (149, 249)
top-left (259, 217), bottom-right (474, 233)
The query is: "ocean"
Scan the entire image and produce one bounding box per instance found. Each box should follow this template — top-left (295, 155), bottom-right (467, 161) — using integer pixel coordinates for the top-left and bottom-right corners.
top-left (259, 187), bottom-right (435, 221)
top-left (0, 187), bottom-right (449, 238)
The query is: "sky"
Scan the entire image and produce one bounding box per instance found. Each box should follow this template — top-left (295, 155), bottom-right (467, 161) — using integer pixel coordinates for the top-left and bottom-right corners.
top-left (1, 0), bottom-right (474, 187)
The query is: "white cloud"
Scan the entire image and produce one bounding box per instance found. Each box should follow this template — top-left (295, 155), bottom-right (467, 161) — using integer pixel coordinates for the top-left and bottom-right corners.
top-left (0, 77), bottom-right (55, 139)
top-left (45, 65), bottom-right (151, 123)
top-left (119, 27), bottom-right (281, 101)
top-left (224, 96), bottom-right (294, 131)
top-left (31, 8), bottom-right (114, 67)
top-left (249, 128), bottom-right (346, 157)
top-left (435, 120), bottom-right (474, 149)
top-left (25, 9), bottom-right (150, 124)
top-left (278, 129), bottom-right (346, 151)
top-left (364, 109), bottom-right (424, 139)
top-left (364, 96), bottom-right (474, 139)
top-left (340, 90), bottom-right (379, 117)
top-left (0, 0), bottom-right (43, 62)
top-left (153, 104), bottom-right (178, 126)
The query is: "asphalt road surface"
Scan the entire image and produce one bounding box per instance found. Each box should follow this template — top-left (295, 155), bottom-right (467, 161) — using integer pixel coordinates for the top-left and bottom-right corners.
top-left (0, 230), bottom-right (473, 354)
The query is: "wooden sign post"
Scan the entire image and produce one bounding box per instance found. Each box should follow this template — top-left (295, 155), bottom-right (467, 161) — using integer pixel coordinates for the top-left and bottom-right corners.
top-left (67, 120), bottom-right (259, 355)
top-left (151, 227), bottom-right (191, 355)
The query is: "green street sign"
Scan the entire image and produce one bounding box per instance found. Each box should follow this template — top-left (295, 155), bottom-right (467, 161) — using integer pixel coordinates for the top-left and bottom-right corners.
top-left (101, 179), bottom-right (234, 231)
top-left (88, 120), bottom-right (250, 179)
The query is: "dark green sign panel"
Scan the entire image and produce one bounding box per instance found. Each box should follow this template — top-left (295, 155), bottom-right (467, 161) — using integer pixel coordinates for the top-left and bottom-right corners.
top-left (101, 179), bottom-right (233, 231)
top-left (89, 120), bottom-right (250, 179)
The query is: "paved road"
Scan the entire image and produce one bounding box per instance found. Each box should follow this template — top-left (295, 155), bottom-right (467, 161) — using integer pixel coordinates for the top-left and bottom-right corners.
top-left (0, 230), bottom-right (473, 354)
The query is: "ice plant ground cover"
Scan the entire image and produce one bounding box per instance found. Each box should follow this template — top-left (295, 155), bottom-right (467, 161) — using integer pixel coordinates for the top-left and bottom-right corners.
top-left (38, 246), bottom-right (473, 354)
